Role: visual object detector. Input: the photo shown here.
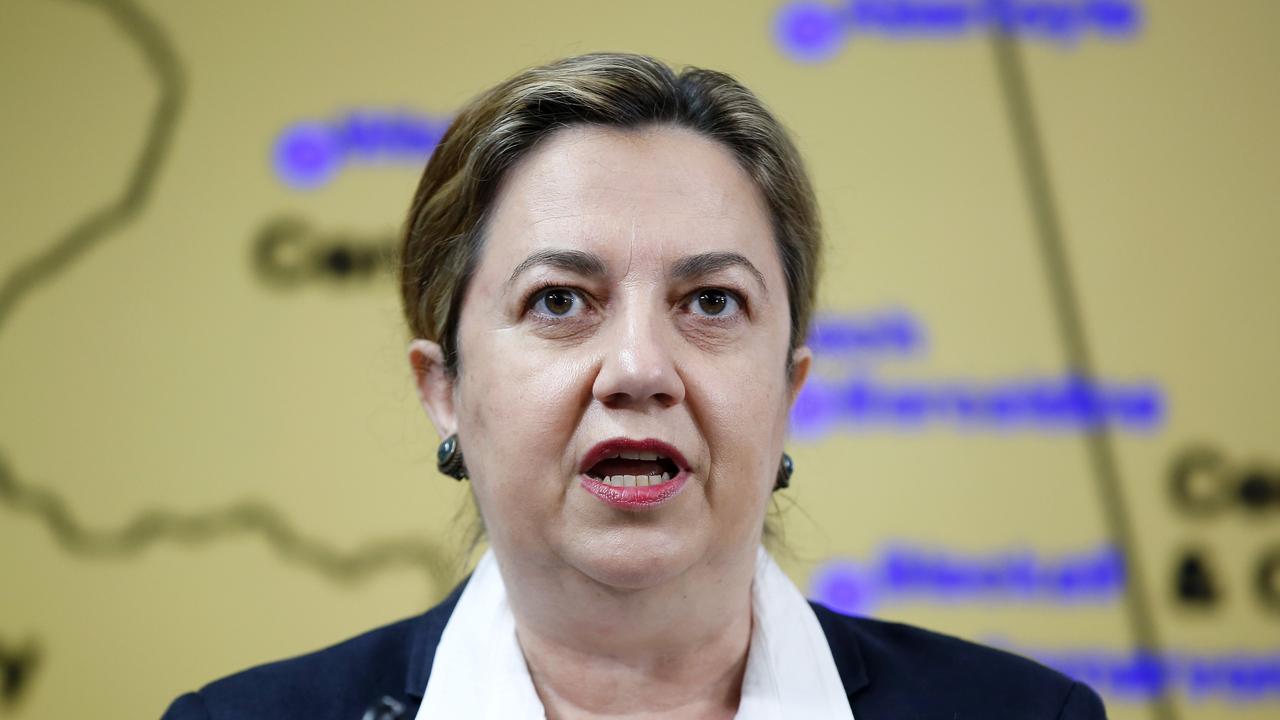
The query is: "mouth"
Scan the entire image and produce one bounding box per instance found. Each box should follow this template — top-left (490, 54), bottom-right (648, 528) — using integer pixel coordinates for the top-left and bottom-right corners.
top-left (578, 438), bottom-right (691, 510)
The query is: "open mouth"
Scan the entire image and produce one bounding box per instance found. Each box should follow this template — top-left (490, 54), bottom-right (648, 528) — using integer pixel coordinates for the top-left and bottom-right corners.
top-left (585, 451), bottom-right (682, 487)
top-left (578, 438), bottom-right (692, 510)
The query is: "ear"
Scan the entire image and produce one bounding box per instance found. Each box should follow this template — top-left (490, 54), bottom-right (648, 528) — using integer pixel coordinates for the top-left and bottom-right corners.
top-left (786, 344), bottom-right (813, 408)
top-left (408, 338), bottom-right (458, 441)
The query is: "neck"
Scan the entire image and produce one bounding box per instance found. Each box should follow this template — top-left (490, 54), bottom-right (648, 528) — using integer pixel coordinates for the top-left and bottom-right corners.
top-left (497, 544), bottom-right (759, 719)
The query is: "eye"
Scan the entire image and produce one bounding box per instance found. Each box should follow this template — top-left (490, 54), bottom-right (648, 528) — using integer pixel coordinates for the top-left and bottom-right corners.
top-left (689, 288), bottom-right (742, 318)
top-left (529, 286), bottom-right (585, 318)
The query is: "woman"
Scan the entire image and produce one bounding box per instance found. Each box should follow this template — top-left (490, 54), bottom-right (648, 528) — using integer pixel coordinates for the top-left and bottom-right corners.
top-left (163, 52), bottom-right (1106, 719)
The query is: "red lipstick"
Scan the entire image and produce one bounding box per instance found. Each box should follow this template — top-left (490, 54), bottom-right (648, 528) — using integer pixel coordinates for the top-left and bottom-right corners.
top-left (578, 438), bottom-right (691, 511)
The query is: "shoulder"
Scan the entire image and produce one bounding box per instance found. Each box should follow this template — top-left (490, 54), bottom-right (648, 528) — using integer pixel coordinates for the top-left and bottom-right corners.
top-left (158, 614), bottom-right (418, 720)
top-left (160, 581), bottom-right (466, 720)
top-left (808, 601), bottom-right (1107, 719)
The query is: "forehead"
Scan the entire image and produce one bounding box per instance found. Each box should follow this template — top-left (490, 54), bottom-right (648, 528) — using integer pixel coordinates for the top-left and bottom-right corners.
top-left (478, 124), bottom-right (777, 275)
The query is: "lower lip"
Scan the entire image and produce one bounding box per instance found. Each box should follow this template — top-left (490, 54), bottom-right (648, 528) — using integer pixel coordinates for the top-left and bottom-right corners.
top-left (579, 470), bottom-right (690, 510)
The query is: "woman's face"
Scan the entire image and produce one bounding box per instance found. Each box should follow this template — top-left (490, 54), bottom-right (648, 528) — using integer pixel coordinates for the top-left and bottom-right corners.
top-left (414, 124), bottom-right (810, 590)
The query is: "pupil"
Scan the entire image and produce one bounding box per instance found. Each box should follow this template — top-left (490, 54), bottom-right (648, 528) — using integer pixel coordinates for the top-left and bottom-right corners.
top-left (699, 291), bottom-right (726, 314)
top-left (546, 290), bottom-right (573, 315)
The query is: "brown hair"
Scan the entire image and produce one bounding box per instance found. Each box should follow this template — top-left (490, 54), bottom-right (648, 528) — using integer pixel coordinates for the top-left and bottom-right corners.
top-left (399, 51), bottom-right (822, 380)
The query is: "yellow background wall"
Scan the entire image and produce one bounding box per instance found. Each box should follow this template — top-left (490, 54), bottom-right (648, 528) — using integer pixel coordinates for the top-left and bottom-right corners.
top-left (1, 1), bottom-right (1276, 718)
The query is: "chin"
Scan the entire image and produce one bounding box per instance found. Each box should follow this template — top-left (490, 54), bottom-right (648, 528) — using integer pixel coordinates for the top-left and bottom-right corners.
top-left (566, 527), bottom-right (704, 591)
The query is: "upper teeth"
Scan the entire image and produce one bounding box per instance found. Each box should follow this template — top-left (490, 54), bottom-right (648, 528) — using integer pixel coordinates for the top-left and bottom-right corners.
top-left (611, 450), bottom-right (663, 461)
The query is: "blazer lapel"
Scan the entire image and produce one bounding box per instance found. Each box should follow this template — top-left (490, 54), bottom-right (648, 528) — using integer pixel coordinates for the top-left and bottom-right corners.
top-left (808, 601), bottom-right (871, 701)
top-left (404, 575), bottom-right (472, 700)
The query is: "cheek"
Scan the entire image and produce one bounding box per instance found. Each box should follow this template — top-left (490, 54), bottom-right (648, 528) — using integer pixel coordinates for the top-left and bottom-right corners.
top-left (709, 345), bottom-right (788, 427)
top-left (458, 331), bottom-right (588, 494)
top-left (698, 354), bottom-right (788, 502)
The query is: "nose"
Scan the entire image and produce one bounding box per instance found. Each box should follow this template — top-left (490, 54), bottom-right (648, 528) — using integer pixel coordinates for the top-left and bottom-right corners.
top-left (591, 300), bottom-right (686, 410)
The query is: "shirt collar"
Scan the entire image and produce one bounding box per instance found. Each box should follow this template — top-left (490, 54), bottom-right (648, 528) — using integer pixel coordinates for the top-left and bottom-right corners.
top-left (412, 547), bottom-right (856, 719)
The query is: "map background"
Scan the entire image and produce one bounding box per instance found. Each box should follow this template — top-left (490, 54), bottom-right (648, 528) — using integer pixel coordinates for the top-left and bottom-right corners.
top-left (1, 1), bottom-right (1277, 718)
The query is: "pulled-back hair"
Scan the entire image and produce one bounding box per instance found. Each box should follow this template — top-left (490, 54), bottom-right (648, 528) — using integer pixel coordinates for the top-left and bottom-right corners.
top-left (399, 51), bottom-right (822, 381)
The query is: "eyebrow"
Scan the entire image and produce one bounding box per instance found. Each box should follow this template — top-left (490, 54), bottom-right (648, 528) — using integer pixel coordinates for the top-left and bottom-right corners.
top-left (504, 248), bottom-right (768, 297)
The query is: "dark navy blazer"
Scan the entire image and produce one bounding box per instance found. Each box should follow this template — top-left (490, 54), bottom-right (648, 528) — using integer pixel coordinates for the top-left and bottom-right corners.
top-left (161, 578), bottom-right (1106, 719)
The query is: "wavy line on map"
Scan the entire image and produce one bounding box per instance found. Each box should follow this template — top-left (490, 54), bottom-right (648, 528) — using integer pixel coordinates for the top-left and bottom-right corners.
top-left (0, 451), bottom-right (452, 587)
top-left (0, 0), bottom-right (180, 335)
top-left (0, 0), bottom-right (452, 592)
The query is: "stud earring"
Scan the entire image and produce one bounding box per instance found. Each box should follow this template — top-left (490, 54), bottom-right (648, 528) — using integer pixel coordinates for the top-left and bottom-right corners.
top-left (774, 452), bottom-right (794, 491)
top-left (437, 433), bottom-right (468, 481)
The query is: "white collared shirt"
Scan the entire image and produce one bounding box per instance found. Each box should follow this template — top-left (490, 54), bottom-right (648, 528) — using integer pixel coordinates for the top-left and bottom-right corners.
top-left (415, 546), bottom-right (855, 719)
